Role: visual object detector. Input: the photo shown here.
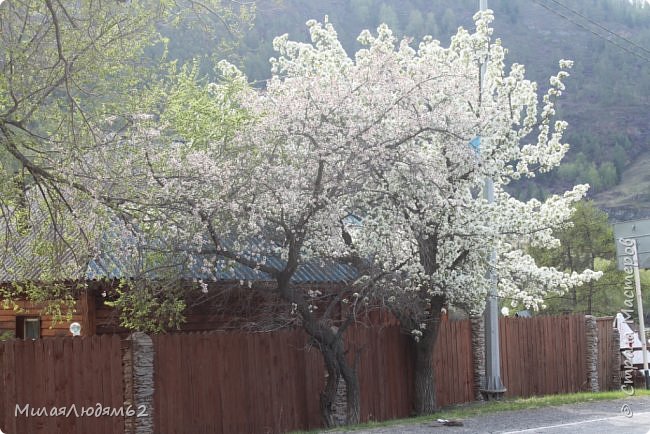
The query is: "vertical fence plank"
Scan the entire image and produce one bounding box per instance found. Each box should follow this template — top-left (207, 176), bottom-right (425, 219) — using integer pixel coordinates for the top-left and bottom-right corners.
top-left (153, 335), bottom-right (164, 434)
top-left (200, 332), bottom-right (211, 434)
top-left (108, 335), bottom-right (124, 434)
top-left (61, 338), bottom-right (75, 434)
top-left (295, 331), bottom-right (311, 429)
top-left (151, 335), bottom-right (161, 434)
top-left (563, 316), bottom-right (573, 394)
top-left (530, 318), bottom-right (539, 396)
top-left (538, 321), bottom-right (555, 395)
top-left (579, 316), bottom-right (588, 392)
top-left (551, 316), bottom-right (560, 394)
top-left (0, 342), bottom-right (5, 432)
top-left (460, 320), bottom-right (471, 404)
top-left (71, 337), bottom-right (85, 433)
top-left (3, 341), bottom-right (17, 434)
top-left (174, 333), bottom-right (186, 434)
top-left (507, 318), bottom-right (518, 396)
top-left (259, 332), bottom-right (274, 432)
top-left (44, 340), bottom-right (58, 433)
top-left (12, 341), bottom-right (23, 434)
top-left (435, 319), bottom-right (449, 406)
top-left (22, 340), bottom-right (35, 433)
top-left (98, 336), bottom-right (111, 434)
top-left (90, 336), bottom-right (105, 434)
top-left (33, 339), bottom-right (48, 433)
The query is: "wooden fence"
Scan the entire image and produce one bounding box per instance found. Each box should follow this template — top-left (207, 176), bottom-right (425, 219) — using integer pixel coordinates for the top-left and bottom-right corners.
top-left (0, 315), bottom-right (619, 434)
top-left (152, 320), bottom-right (476, 433)
top-left (0, 335), bottom-right (125, 434)
top-left (499, 315), bottom-right (588, 397)
top-left (153, 330), bottom-right (323, 434)
top-left (596, 317), bottom-right (617, 391)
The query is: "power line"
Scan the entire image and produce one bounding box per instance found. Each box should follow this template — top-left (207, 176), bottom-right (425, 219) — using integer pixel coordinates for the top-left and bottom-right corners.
top-left (532, 0), bottom-right (650, 62)
top-left (545, 0), bottom-right (650, 57)
top-left (531, 0), bottom-right (650, 63)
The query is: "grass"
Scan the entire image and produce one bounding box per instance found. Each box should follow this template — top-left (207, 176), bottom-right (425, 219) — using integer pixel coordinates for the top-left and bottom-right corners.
top-left (291, 390), bottom-right (650, 433)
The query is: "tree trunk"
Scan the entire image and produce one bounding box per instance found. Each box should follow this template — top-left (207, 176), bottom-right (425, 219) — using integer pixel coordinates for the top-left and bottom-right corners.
top-left (319, 345), bottom-right (342, 427)
top-left (339, 351), bottom-right (361, 424)
top-left (313, 329), bottom-right (361, 427)
top-left (410, 309), bottom-right (442, 415)
top-left (571, 286), bottom-right (577, 310)
top-left (276, 271), bottom-right (361, 427)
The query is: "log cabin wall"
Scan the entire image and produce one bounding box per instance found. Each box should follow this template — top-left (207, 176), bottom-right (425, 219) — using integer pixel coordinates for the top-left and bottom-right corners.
top-left (0, 284), bottom-right (102, 339)
top-left (1, 281), bottom-right (393, 338)
top-left (0, 299), bottom-right (84, 338)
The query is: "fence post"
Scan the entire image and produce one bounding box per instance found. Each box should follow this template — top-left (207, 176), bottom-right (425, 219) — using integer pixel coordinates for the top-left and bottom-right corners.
top-left (612, 321), bottom-right (621, 390)
top-left (124, 332), bottom-right (154, 434)
top-left (471, 315), bottom-right (485, 401)
top-left (585, 316), bottom-right (599, 392)
top-left (123, 338), bottom-right (134, 434)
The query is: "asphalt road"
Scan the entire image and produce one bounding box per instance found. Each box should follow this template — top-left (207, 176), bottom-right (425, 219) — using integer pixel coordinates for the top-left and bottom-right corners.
top-left (329, 395), bottom-right (650, 434)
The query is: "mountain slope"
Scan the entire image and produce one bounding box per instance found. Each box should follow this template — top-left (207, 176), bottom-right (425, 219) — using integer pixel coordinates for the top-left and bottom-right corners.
top-left (595, 152), bottom-right (650, 220)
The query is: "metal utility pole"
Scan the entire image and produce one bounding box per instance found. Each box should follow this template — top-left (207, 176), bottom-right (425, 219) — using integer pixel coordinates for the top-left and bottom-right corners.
top-left (479, 0), bottom-right (506, 400)
top-left (630, 239), bottom-right (650, 388)
top-left (614, 220), bottom-right (650, 389)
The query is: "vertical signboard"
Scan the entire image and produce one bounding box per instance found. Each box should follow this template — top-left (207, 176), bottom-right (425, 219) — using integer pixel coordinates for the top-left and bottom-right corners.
top-left (615, 219), bottom-right (650, 271)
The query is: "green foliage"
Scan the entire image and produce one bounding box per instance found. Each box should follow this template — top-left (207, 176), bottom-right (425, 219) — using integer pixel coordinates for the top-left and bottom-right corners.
top-left (160, 60), bottom-right (252, 150)
top-left (0, 0), bottom-right (252, 333)
top-left (0, 282), bottom-right (76, 325)
top-left (105, 280), bottom-right (186, 333)
top-left (528, 201), bottom-right (621, 316)
top-left (0, 330), bottom-right (14, 341)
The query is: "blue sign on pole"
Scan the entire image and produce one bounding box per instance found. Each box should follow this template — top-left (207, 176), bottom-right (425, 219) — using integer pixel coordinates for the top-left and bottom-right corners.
top-left (469, 136), bottom-right (481, 155)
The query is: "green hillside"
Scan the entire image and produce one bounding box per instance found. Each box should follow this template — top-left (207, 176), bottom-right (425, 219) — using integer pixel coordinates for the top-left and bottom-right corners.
top-left (594, 151), bottom-right (650, 219)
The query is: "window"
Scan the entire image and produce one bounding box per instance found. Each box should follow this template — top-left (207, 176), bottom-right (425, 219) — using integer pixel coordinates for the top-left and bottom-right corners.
top-left (15, 316), bottom-right (40, 340)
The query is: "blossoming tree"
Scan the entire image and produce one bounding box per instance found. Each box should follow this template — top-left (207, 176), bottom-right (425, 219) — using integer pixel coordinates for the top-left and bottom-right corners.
top-left (212, 9), bottom-right (599, 416)
top-left (78, 9), bottom-right (601, 424)
top-left (93, 26), bottom-right (421, 425)
top-left (340, 11), bottom-right (602, 413)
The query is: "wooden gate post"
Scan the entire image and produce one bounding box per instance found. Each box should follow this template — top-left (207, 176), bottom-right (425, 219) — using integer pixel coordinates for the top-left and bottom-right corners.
top-left (611, 321), bottom-right (621, 390)
top-left (124, 332), bottom-right (154, 434)
top-left (471, 315), bottom-right (485, 401)
top-left (585, 315), bottom-right (599, 392)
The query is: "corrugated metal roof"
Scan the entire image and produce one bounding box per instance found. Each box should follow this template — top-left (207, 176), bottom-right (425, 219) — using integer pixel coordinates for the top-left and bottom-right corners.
top-left (1, 198), bottom-right (359, 285)
top-left (0, 209), bottom-right (91, 283)
top-left (85, 253), bottom-right (358, 284)
top-left (2, 225), bottom-right (358, 285)
top-left (209, 257), bottom-right (358, 284)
